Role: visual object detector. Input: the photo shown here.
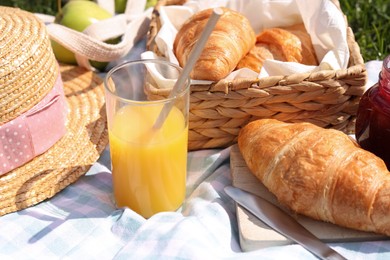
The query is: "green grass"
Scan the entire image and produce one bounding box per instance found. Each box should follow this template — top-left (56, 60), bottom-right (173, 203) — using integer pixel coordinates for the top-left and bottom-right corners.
top-left (339, 0), bottom-right (389, 61)
top-left (1, 0), bottom-right (58, 15)
top-left (1, 0), bottom-right (389, 61)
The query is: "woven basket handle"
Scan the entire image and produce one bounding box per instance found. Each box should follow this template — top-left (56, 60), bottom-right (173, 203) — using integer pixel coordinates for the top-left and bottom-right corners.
top-left (40, 0), bottom-right (151, 71)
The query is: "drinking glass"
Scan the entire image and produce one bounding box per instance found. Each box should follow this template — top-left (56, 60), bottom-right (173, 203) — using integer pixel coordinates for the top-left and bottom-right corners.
top-left (104, 59), bottom-right (190, 218)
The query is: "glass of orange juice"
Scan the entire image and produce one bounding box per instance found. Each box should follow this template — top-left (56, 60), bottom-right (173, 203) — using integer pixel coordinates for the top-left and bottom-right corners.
top-left (104, 59), bottom-right (190, 218)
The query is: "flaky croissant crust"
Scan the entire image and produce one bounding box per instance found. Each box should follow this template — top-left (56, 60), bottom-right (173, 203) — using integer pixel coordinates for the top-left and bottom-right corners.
top-left (238, 119), bottom-right (390, 236)
top-left (236, 24), bottom-right (318, 73)
top-left (173, 7), bottom-right (255, 81)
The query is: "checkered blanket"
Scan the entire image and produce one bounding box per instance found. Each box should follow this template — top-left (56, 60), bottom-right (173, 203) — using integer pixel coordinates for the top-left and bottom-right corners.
top-left (1, 143), bottom-right (390, 259)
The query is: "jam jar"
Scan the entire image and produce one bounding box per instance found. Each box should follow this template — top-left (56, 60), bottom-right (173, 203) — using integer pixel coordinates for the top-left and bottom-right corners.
top-left (355, 55), bottom-right (390, 168)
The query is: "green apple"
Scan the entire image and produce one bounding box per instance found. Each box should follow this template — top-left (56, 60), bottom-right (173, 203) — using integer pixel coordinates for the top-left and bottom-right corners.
top-left (145, 0), bottom-right (158, 9)
top-left (51, 0), bottom-right (115, 71)
top-left (115, 0), bottom-right (157, 13)
top-left (115, 0), bottom-right (127, 13)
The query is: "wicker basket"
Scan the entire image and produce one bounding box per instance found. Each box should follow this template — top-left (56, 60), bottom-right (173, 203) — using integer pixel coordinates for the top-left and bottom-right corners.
top-left (146, 0), bottom-right (367, 151)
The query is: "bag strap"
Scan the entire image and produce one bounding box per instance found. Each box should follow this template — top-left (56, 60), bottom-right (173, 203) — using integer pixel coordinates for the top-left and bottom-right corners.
top-left (38, 0), bottom-right (151, 71)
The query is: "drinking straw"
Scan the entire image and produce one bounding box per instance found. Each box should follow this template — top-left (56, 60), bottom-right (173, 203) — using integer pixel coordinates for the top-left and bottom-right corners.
top-left (153, 7), bottom-right (223, 129)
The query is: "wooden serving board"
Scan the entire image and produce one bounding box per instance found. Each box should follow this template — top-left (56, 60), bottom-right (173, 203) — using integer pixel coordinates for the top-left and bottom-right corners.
top-left (230, 144), bottom-right (389, 252)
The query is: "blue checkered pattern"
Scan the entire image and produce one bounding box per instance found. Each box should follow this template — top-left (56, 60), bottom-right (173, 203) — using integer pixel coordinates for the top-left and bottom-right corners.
top-left (1, 144), bottom-right (390, 259)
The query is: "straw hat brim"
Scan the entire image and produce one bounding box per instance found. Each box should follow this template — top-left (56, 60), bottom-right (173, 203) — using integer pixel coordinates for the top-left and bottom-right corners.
top-left (0, 64), bottom-right (108, 216)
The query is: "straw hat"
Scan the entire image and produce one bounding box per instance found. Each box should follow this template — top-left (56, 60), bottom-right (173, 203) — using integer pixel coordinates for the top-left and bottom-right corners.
top-left (0, 7), bottom-right (108, 215)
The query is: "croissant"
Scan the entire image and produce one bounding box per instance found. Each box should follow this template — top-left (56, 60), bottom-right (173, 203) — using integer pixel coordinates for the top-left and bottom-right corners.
top-left (174, 7), bottom-right (256, 81)
top-left (236, 24), bottom-right (318, 73)
top-left (238, 118), bottom-right (390, 236)
top-left (235, 43), bottom-right (274, 73)
top-left (281, 23), bottom-right (318, 65)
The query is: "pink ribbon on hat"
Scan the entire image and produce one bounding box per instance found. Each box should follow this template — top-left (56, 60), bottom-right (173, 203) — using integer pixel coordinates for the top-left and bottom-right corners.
top-left (0, 73), bottom-right (68, 175)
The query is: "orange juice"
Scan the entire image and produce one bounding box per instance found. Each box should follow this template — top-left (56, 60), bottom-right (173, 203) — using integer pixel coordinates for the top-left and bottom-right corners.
top-left (109, 104), bottom-right (188, 218)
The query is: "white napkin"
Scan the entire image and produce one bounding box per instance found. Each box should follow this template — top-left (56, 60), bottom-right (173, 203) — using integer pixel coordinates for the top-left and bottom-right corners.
top-left (144, 0), bottom-right (349, 85)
